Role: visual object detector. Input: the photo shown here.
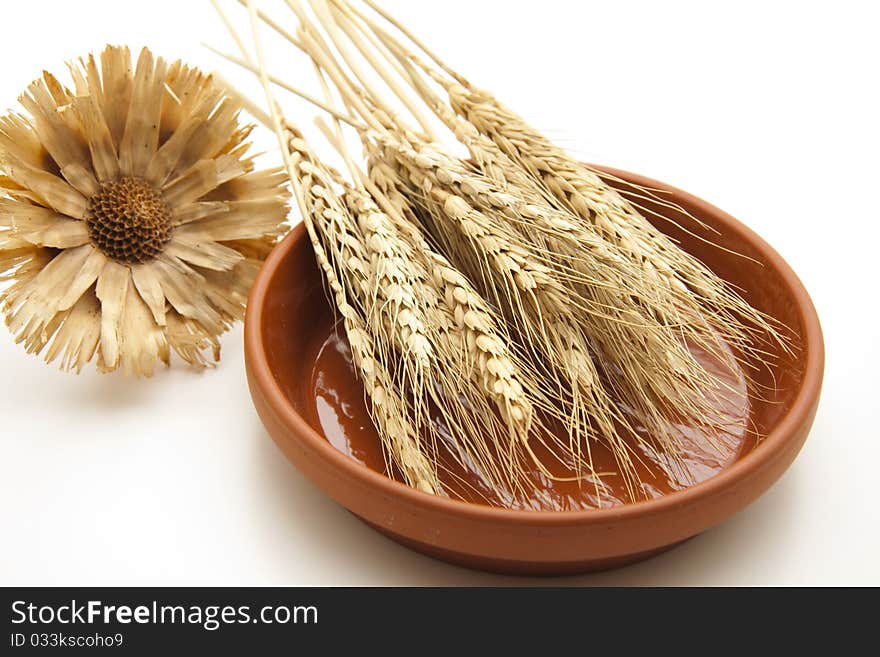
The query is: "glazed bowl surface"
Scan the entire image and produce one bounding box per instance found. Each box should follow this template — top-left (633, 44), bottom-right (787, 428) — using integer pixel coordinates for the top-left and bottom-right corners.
top-left (244, 165), bottom-right (824, 575)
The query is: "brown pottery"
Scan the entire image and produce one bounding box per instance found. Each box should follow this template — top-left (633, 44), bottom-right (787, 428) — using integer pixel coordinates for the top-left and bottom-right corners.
top-left (244, 165), bottom-right (824, 575)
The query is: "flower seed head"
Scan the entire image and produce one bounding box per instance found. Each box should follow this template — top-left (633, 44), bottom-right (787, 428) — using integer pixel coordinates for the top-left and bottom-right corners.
top-left (86, 177), bottom-right (172, 264)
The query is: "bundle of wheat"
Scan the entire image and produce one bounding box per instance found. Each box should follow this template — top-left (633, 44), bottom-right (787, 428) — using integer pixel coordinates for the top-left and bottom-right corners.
top-left (210, 0), bottom-right (790, 508)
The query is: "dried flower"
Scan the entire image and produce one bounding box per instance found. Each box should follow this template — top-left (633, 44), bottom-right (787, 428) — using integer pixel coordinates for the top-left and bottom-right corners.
top-left (0, 46), bottom-right (289, 376)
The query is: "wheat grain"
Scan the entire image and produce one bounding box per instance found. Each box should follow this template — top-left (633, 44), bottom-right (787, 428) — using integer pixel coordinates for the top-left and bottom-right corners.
top-left (325, 1), bottom-right (784, 471)
top-left (276, 116), bottom-right (442, 493)
top-left (445, 82), bottom-right (786, 351)
top-left (368, 159), bottom-right (533, 434)
top-left (365, 157), bottom-right (549, 497)
top-left (237, 0), bottom-right (786, 503)
top-left (369, 135), bottom-right (640, 491)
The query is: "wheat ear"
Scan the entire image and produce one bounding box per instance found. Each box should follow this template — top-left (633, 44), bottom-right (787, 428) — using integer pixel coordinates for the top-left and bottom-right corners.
top-left (314, 97), bottom-right (544, 499)
top-left (371, 136), bottom-right (640, 494)
top-left (294, 135), bottom-right (444, 493)
top-left (329, 1), bottom-right (784, 461)
top-left (367, 158), bottom-right (534, 437)
top-left (243, 0), bottom-right (442, 493)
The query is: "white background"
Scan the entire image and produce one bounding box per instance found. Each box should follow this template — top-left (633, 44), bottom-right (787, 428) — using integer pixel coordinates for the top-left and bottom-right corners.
top-left (1, 0), bottom-right (877, 586)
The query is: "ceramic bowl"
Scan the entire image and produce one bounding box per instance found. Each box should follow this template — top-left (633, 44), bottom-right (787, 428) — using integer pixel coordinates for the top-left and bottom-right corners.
top-left (244, 165), bottom-right (824, 575)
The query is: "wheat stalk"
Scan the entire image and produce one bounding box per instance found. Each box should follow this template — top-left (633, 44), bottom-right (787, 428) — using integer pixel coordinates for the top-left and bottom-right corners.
top-left (364, 154), bottom-right (553, 500)
top-left (340, 185), bottom-right (435, 419)
top-left (369, 135), bottom-right (641, 492)
top-left (431, 82), bottom-right (784, 457)
top-left (310, 109), bottom-right (548, 497)
top-left (291, 134), bottom-right (443, 493)
top-left (337, 0), bottom-right (788, 351)
top-left (240, 0), bottom-right (445, 493)
top-left (241, 0), bottom-right (563, 502)
top-left (327, 0), bottom-right (788, 459)
top-left (271, 2), bottom-right (649, 492)
top-left (367, 159), bottom-right (533, 435)
top-left (228, 0), bottom-right (786, 504)
top-left (342, 181), bottom-right (536, 498)
top-left (368, 154), bottom-right (633, 499)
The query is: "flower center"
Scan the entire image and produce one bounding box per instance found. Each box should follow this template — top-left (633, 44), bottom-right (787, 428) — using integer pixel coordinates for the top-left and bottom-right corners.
top-left (86, 177), bottom-right (172, 264)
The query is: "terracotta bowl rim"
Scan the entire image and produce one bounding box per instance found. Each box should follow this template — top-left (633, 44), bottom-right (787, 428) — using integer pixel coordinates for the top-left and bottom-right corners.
top-left (244, 164), bottom-right (824, 526)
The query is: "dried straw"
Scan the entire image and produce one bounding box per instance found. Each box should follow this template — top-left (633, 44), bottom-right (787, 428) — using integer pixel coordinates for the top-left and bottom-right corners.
top-left (214, 0), bottom-right (792, 505)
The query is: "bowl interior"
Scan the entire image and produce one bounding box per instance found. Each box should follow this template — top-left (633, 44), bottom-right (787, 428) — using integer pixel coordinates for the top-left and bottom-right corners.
top-left (257, 168), bottom-right (812, 510)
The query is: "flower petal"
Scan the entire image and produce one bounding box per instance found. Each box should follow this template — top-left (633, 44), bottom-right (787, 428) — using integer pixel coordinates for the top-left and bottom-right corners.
top-left (0, 174), bottom-right (45, 205)
top-left (176, 198), bottom-right (287, 241)
top-left (0, 235), bottom-right (29, 250)
top-left (7, 204), bottom-right (90, 248)
top-left (71, 93), bottom-right (119, 183)
top-left (117, 282), bottom-right (168, 377)
top-left (0, 152), bottom-right (88, 218)
top-left (118, 48), bottom-right (167, 177)
top-left (17, 73), bottom-right (98, 197)
top-left (94, 259), bottom-right (130, 370)
top-left (130, 262), bottom-right (167, 326)
top-left (201, 168), bottom-right (287, 203)
top-left (44, 287), bottom-right (101, 373)
top-left (201, 259), bottom-right (259, 322)
top-left (160, 61), bottom-right (213, 142)
top-left (170, 97), bottom-right (240, 178)
top-left (165, 309), bottom-right (219, 369)
top-left (144, 89), bottom-right (224, 187)
top-left (161, 155), bottom-right (246, 208)
top-left (0, 197), bottom-right (65, 230)
top-left (217, 125), bottom-right (254, 158)
top-left (65, 55), bottom-right (92, 98)
top-left (0, 247), bottom-right (50, 295)
top-left (0, 113), bottom-right (46, 169)
top-left (222, 237), bottom-right (276, 261)
top-left (33, 220), bottom-right (89, 249)
top-left (170, 200), bottom-right (229, 226)
top-left (70, 49), bottom-right (121, 182)
top-left (165, 233), bottom-right (244, 271)
top-left (98, 46), bottom-right (133, 149)
top-left (153, 254), bottom-right (223, 334)
top-left (4, 245), bottom-right (94, 350)
top-left (56, 247), bottom-right (106, 310)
